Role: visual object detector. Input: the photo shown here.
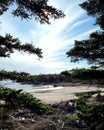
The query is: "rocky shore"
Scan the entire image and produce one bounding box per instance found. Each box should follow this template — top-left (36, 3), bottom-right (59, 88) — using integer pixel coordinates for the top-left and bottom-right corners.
top-left (1, 84), bottom-right (104, 130)
top-left (1, 100), bottom-right (81, 130)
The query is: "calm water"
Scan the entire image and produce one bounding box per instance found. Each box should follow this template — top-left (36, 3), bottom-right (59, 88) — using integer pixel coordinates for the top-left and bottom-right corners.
top-left (0, 80), bottom-right (63, 92)
top-left (0, 80), bottom-right (75, 101)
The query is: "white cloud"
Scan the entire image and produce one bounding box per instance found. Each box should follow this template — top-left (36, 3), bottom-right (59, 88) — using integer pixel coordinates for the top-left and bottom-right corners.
top-left (0, 0), bottom-right (98, 74)
top-left (29, 30), bottom-right (37, 36)
top-left (38, 6), bottom-right (85, 58)
top-left (66, 18), bottom-right (91, 33)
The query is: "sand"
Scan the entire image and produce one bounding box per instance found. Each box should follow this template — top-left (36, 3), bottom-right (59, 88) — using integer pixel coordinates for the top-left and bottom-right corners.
top-left (32, 85), bottom-right (104, 104)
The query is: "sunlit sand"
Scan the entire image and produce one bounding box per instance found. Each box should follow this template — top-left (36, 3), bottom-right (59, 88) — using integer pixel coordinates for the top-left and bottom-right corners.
top-left (32, 85), bottom-right (104, 104)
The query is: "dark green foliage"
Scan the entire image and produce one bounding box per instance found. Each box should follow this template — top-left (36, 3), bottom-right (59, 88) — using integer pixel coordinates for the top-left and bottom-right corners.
top-left (67, 31), bottom-right (104, 67)
top-left (61, 68), bottom-right (104, 83)
top-left (0, 70), bottom-right (31, 82)
top-left (0, 86), bottom-right (54, 114)
top-left (77, 97), bottom-right (104, 129)
top-left (69, 68), bottom-right (104, 81)
top-left (0, 0), bottom-right (65, 24)
top-left (0, 68), bottom-right (104, 84)
top-left (0, 34), bottom-right (43, 58)
top-left (0, 0), bottom-right (65, 58)
top-left (0, 69), bottom-right (66, 83)
top-left (60, 71), bottom-right (71, 82)
top-left (80, 0), bottom-right (104, 30)
top-left (67, 0), bottom-right (104, 68)
top-left (0, 86), bottom-right (54, 129)
top-left (96, 14), bottom-right (104, 30)
top-left (0, 0), bottom-right (13, 15)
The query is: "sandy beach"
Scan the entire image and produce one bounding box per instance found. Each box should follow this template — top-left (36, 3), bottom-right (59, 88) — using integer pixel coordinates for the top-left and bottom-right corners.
top-left (32, 85), bottom-right (104, 104)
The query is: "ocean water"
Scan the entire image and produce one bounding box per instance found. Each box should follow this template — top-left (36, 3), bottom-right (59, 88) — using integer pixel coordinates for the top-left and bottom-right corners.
top-left (0, 80), bottom-right (75, 102)
top-left (0, 80), bottom-right (63, 93)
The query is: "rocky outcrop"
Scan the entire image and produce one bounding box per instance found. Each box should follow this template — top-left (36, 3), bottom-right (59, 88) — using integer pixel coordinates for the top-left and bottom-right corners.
top-left (15, 119), bottom-right (56, 130)
top-left (1, 101), bottom-right (79, 130)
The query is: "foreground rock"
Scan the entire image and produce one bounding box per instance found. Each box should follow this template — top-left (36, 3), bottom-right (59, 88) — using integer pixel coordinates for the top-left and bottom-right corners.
top-left (15, 119), bottom-right (56, 130)
top-left (1, 100), bottom-right (80, 130)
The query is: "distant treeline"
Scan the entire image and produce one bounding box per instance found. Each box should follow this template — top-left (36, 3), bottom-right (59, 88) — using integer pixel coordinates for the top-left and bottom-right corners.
top-left (0, 68), bottom-right (104, 84)
top-left (0, 70), bottom-right (65, 84)
top-left (61, 68), bottom-right (104, 83)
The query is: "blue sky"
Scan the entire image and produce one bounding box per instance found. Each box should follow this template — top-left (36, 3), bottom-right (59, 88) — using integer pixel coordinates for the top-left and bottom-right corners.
top-left (0, 0), bottom-right (99, 74)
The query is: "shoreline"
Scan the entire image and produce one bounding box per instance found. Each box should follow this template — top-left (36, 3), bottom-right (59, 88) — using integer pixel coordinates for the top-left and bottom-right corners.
top-left (32, 85), bottom-right (104, 104)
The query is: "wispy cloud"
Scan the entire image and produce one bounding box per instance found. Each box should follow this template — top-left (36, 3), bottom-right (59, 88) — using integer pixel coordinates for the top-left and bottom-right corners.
top-left (0, 0), bottom-right (98, 74)
top-left (65, 18), bottom-right (91, 33)
top-left (39, 7), bottom-right (85, 57)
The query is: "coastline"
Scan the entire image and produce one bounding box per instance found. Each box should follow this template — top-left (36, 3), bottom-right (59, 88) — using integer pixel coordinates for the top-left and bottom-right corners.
top-left (32, 84), bottom-right (104, 104)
